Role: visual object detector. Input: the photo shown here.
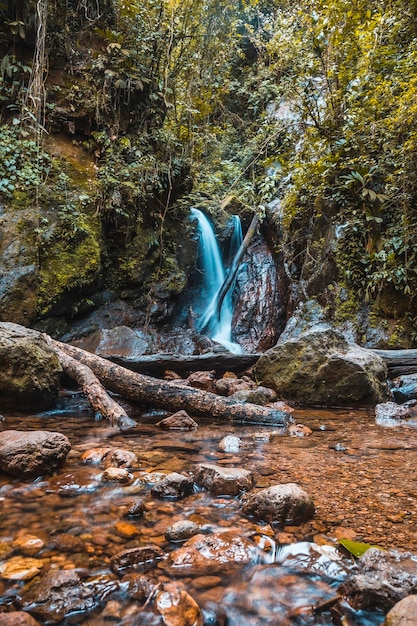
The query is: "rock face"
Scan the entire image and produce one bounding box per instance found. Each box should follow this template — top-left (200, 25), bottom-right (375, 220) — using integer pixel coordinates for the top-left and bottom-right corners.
top-left (0, 430), bottom-right (71, 478)
top-left (242, 483), bottom-right (315, 526)
top-left (233, 236), bottom-right (286, 352)
top-left (254, 327), bottom-right (392, 406)
top-left (0, 322), bottom-right (62, 411)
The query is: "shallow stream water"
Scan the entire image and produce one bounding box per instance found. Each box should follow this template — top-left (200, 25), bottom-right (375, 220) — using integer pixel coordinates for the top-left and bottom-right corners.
top-left (1, 393), bottom-right (417, 625)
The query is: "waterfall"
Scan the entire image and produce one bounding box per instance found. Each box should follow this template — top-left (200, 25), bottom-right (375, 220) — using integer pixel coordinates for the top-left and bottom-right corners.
top-left (191, 208), bottom-right (243, 354)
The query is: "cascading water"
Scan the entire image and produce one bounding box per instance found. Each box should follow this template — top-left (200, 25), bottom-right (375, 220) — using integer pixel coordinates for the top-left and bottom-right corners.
top-left (191, 208), bottom-right (243, 354)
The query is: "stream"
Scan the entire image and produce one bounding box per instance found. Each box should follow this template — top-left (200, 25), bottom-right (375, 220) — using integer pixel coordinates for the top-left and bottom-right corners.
top-left (2, 395), bottom-right (417, 624)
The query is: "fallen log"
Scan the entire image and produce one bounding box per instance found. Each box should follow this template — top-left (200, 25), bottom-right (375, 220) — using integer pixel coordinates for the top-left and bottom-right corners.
top-left (372, 349), bottom-right (417, 378)
top-left (55, 340), bottom-right (292, 426)
top-left (47, 338), bottom-right (136, 430)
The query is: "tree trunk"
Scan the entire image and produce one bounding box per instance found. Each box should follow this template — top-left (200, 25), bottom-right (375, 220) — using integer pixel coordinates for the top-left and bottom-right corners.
top-left (214, 212), bottom-right (259, 323)
top-left (372, 349), bottom-right (417, 377)
top-left (48, 339), bottom-right (136, 430)
top-left (55, 340), bottom-right (291, 426)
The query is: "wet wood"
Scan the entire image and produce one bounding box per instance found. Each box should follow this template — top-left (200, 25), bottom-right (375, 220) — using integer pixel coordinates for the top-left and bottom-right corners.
top-left (214, 213), bottom-right (259, 323)
top-left (47, 338), bottom-right (136, 430)
top-left (108, 352), bottom-right (260, 376)
top-left (372, 349), bottom-right (417, 377)
top-left (55, 341), bottom-right (291, 426)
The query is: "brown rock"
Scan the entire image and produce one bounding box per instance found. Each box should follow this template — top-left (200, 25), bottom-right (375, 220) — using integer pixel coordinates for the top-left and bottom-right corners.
top-left (114, 521), bottom-right (140, 539)
top-left (110, 545), bottom-right (164, 575)
top-left (186, 371), bottom-right (216, 393)
top-left (155, 583), bottom-right (203, 626)
top-left (288, 423), bottom-right (313, 437)
top-left (122, 573), bottom-right (157, 603)
top-left (80, 447), bottom-right (112, 465)
top-left (156, 411), bottom-right (198, 431)
top-left (13, 535), bottom-right (45, 556)
top-left (0, 612), bottom-right (41, 626)
top-left (101, 468), bottom-right (133, 483)
top-left (0, 556), bottom-right (44, 581)
top-left (0, 430), bottom-right (71, 478)
top-left (165, 520), bottom-right (201, 542)
top-left (242, 483), bottom-right (315, 526)
top-left (193, 463), bottom-right (254, 496)
top-left (150, 472), bottom-right (194, 499)
top-left (385, 595), bottom-right (417, 626)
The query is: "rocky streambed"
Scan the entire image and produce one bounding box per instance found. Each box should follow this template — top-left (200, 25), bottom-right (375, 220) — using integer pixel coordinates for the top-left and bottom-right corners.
top-left (1, 394), bottom-right (417, 625)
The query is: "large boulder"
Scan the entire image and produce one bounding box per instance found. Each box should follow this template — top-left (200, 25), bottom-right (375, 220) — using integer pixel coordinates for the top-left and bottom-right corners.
top-left (0, 430), bottom-right (71, 478)
top-left (242, 483), bottom-right (315, 526)
top-left (254, 327), bottom-right (392, 406)
top-left (0, 322), bottom-right (61, 411)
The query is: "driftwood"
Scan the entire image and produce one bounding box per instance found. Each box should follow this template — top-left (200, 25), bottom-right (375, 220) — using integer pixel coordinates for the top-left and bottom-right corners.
top-left (372, 349), bottom-right (417, 378)
top-left (54, 340), bottom-right (291, 426)
top-left (47, 338), bottom-right (136, 430)
top-left (214, 213), bottom-right (259, 322)
top-left (108, 352), bottom-right (260, 376)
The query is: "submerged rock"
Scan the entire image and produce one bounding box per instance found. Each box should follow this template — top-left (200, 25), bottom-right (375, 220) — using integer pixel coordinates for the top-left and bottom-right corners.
top-left (254, 327), bottom-right (392, 406)
top-left (0, 556), bottom-right (44, 580)
top-left (0, 430), bottom-right (71, 478)
top-left (0, 322), bottom-right (61, 411)
top-left (375, 401), bottom-right (413, 426)
top-left (193, 463), bottom-right (254, 496)
top-left (242, 483), bottom-right (315, 526)
top-left (110, 545), bottom-right (165, 575)
top-left (218, 435), bottom-right (242, 452)
top-left (165, 520), bottom-right (201, 542)
top-left (0, 613), bottom-right (41, 626)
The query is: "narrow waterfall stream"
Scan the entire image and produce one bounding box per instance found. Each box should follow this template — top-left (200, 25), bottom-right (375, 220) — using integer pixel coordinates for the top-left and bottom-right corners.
top-left (191, 208), bottom-right (243, 354)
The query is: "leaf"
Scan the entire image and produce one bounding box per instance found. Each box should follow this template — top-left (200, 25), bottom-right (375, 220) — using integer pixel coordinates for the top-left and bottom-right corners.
top-left (339, 539), bottom-right (384, 558)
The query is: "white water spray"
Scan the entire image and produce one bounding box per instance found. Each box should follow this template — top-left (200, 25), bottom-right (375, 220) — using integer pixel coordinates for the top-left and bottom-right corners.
top-left (191, 208), bottom-right (243, 354)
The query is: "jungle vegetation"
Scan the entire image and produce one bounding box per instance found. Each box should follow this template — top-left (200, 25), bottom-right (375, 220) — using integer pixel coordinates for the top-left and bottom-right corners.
top-left (0, 0), bottom-right (417, 339)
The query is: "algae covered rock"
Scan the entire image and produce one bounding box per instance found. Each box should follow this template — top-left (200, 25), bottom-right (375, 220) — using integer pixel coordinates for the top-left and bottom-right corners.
top-left (254, 327), bottom-right (392, 407)
top-left (0, 322), bottom-right (62, 411)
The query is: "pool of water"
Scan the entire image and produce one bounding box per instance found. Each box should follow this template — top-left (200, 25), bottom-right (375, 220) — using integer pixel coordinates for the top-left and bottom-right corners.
top-left (1, 392), bottom-right (416, 624)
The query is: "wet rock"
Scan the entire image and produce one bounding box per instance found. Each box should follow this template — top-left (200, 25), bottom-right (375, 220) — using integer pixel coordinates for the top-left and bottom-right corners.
top-left (242, 483), bottom-right (315, 526)
top-left (73, 325), bottom-right (153, 359)
top-left (232, 235), bottom-right (286, 352)
top-left (186, 371), bottom-right (216, 393)
top-left (101, 467), bottom-right (133, 483)
top-left (391, 373), bottom-right (417, 403)
top-left (219, 563), bottom-right (336, 626)
top-left (101, 600), bottom-right (122, 620)
top-left (12, 535), bottom-right (45, 556)
top-left (122, 573), bottom-right (158, 603)
top-left (215, 377), bottom-right (256, 397)
top-left (150, 472), bottom-right (194, 499)
top-left (80, 447), bottom-right (112, 465)
top-left (165, 520), bottom-right (201, 542)
top-left (124, 499), bottom-right (146, 518)
top-left (81, 447), bottom-right (138, 468)
top-left (193, 464), bottom-right (254, 496)
top-left (155, 583), bottom-right (203, 626)
top-left (230, 386), bottom-right (277, 406)
top-left (0, 556), bottom-right (44, 580)
top-left (375, 401), bottom-right (412, 426)
top-left (0, 323), bottom-right (61, 411)
top-left (340, 548), bottom-right (417, 610)
top-left (21, 569), bottom-right (119, 623)
top-left (166, 531), bottom-right (258, 575)
top-left (0, 541), bottom-right (13, 560)
top-left (45, 467), bottom-right (100, 496)
top-left (110, 545), bottom-right (164, 575)
top-left (218, 435), bottom-right (242, 452)
top-left (385, 595), bottom-right (417, 626)
top-left (0, 612), bottom-right (41, 626)
top-left (288, 423), bottom-right (313, 437)
top-left (156, 411), bottom-right (198, 431)
top-left (102, 448), bottom-right (139, 469)
top-left (51, 534), bottom-right (85, 553)
top-left (0, 430), bottom-right (71, 478)
top-left (254, 327), bottom-right (392, 406)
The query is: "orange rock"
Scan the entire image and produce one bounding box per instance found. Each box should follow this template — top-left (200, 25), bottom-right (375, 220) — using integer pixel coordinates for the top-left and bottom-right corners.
top-left (155, 583), bottom-right (203, 626)
top-left (114, 521), bottom-right (140, 539)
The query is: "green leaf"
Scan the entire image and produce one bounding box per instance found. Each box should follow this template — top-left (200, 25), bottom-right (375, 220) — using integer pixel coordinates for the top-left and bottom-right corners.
top-left (339, 539), bottom-right (384, 558)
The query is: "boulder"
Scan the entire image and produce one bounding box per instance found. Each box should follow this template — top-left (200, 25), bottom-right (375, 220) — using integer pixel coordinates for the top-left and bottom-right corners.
top-left (385, 595), bottom-right (417, 626)
top-left (340, 548), bottom-right (417, 611)
top-left (254, 327), bottom-right (392, 406)
top-left (242, 483), bottom-right (315, 526)
top-left (156, 411), bottom-right (198, 431)
top-left (0, 430), bottom-right (71, 478)
top-left (193, 464), bottom-right (254, 496)
top-left (0, 322), bottom-right (61, 411)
